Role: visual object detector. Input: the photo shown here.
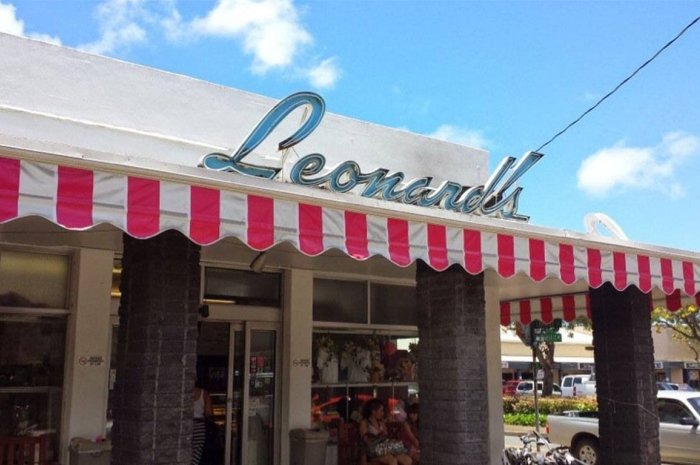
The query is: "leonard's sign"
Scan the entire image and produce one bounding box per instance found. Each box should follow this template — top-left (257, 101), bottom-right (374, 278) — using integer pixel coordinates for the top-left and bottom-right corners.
top-left (200, 92), bottom-right (542, 221)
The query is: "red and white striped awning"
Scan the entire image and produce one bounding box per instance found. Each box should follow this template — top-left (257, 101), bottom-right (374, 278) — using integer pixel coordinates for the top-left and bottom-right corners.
top-left (2, 154), bottom-right (700, 307)
top-left (500, 290), bottom-right (700, 326)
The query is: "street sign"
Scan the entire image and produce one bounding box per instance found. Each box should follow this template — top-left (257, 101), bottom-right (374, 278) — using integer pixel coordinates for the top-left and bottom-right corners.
top-left (535, 332), bottom-right (562, 343)
top-left (526, 320), bottom-right (564, 346)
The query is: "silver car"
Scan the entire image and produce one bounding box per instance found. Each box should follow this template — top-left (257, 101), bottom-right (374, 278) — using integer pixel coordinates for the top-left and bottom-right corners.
top-left (657, 390), bottom-right (700, 465)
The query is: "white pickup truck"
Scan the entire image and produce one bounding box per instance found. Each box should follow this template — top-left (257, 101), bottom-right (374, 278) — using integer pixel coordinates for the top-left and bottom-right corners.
top-left (560, 374), bottom-right (596, 397)
top-left (546, 390), bottom-right (700, 465)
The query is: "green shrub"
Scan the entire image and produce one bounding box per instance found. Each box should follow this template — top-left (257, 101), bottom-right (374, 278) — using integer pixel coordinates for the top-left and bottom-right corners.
top-left (503, 412), bottom-right (547, 426)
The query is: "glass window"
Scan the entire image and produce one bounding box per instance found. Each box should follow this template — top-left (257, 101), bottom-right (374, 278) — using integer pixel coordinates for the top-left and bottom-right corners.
top-left (0, 315), bottom-right (66, 461)
top-left (312, 333), bottom-right (418, 385)
top-left (0, 250), bottom-right (69, 309)
top-left (204, 268), bottom-right (281, 307)
top-left (658, 400), bottom-right (692, 424)
top-left (370, 283), bottom-right (417, 326)
top-left (313, 279), bottom-right (367, 323)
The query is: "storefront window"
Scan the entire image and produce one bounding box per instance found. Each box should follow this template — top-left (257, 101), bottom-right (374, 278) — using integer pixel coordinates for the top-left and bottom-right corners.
top-left (0, 316), bottom-right (66, 460)
top-left (311, 332), bottom-right (419, 427)
top-left (312, 278), bottom-right (419, 431)
top-left (0, 250), bottom-right (69, 309)
top-left (204, 267), bottom-right (281, 306)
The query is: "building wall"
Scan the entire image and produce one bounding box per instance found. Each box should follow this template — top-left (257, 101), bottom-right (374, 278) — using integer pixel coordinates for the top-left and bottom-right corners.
top-left (280, 269), bottom-right (314, 465)
top-left (652, 328), bottom-right (698, 362)
top-left (62, 248), bottom-right (114, 463)
top-left (485, 271), bottom-right (505, 465)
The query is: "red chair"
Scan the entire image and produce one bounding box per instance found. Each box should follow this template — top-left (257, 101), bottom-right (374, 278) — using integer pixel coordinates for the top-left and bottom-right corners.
top-left (0, 435), bottom-right (48, 465)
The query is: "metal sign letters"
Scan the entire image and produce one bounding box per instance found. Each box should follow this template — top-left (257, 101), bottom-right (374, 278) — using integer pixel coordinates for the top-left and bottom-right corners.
top-left (200, 92), bottom-right (542, 221)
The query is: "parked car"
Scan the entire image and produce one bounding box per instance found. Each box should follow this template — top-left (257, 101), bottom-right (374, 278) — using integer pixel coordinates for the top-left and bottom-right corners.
top-left (503, 379), bottom-right (521, 396)
top-left (658, 381), bottom-right (678, 390)
top-left (547, 390), bottom-right (700, 465)
top-left (561, 374), bottom-right (593, 397)
top-left (515, 380), bottom-right (562, 396)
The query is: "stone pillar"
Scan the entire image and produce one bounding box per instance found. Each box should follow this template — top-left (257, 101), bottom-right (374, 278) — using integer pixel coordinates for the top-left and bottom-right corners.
top-left (111, 231), bottom-right (201, 465)
top-left (590, 283), bottom-right (660, 465)
top-left (417, 262), bottom-right (489, 465)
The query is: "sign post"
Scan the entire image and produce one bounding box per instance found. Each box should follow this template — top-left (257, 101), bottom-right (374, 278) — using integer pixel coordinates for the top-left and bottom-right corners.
top-left (528, 319), bottom-right (563, 434)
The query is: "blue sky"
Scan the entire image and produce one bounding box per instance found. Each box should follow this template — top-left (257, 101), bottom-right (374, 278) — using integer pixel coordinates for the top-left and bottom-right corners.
top-left (2, 0), bottom-right (699, 252)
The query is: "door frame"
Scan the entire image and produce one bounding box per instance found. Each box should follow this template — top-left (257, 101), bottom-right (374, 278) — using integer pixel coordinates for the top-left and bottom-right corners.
top-left (203, 318), bottom-right (281, 465)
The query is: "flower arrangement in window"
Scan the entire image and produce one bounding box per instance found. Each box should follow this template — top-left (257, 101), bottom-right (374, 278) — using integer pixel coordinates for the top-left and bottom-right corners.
top-left (401, 341), bottom-right (418, 381)
top-left (341, 340), bottom-right (372, 382)
top-left (315, 335), bottom-right (336, 368)
top-left (315, 334), bottom-right (339, 383)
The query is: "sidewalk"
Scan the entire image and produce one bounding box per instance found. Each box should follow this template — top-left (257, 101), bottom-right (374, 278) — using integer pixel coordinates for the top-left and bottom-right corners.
top-left (504, 424), bottom-right (541, 437)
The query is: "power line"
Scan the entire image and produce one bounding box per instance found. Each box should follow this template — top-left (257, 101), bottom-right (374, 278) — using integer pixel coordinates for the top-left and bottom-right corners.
top-left (536, 15), bottom-right (700, 153)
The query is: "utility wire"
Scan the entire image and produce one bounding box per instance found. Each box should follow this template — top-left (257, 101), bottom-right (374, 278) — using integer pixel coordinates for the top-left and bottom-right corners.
top-left (536, 15), bottom-right (700, 153)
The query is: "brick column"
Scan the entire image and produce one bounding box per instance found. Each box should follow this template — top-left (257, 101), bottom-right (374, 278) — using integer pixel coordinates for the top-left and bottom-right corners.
top-left (590, 283), bottom-right (660, 465)
top-left (416, 262), bottom-right (489, 465)
top-left (111, 231), bottom-right (201, 465)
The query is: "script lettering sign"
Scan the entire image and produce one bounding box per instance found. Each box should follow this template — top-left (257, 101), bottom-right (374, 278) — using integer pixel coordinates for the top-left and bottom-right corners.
top-left (200, 92), bottom-right (542, 221)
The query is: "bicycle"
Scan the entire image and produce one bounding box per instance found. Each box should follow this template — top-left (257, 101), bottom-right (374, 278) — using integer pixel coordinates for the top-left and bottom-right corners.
top-left (502, 430), bottom-right (587, 465)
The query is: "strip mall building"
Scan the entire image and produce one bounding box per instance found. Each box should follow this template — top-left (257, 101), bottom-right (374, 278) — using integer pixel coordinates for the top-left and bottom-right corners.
top-left (1, 34), bottom-right (698, 465)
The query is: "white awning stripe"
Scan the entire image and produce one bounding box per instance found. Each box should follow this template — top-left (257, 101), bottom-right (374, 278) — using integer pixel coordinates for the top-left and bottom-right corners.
top-left (2, 155), bottom-right (699, 300)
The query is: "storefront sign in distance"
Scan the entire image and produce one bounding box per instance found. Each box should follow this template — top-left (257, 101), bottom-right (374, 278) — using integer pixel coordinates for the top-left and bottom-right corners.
top-left (201, 92), bottom-right (542, 221)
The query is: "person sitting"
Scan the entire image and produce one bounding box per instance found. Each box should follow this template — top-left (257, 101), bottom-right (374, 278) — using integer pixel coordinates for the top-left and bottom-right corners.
top-left (401, 403), bottom-right (419, 463)
top-left (359, 398), bottom-right (412, 465)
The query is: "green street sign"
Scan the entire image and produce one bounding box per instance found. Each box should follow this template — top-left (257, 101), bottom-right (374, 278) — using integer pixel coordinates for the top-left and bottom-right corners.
top-left (536, 332), bottom-right (562, 343)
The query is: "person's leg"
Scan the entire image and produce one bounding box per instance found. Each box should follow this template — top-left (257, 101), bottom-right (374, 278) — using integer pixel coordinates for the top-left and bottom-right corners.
top-left (190, 419), bottom-right (206, 465)
top-left (370, 455), bottom-right (398, 465)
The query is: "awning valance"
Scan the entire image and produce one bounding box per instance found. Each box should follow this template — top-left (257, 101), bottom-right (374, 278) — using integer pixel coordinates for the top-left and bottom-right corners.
top-left (500, 290), bottom-right (700, 325)
top-left (2, 154), bottom-right (699, 302)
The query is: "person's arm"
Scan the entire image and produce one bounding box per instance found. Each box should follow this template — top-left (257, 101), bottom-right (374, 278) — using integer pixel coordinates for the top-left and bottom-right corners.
top-left (359, 419), bottom-right (368, 438)
top-left (402, 422), bottom-right (419, 448)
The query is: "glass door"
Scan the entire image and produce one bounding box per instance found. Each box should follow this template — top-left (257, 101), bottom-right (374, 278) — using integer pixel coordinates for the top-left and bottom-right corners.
top-left (196, 322), bottom-right (278, 465)
top-left (243, 328), bottom-right (277, 465)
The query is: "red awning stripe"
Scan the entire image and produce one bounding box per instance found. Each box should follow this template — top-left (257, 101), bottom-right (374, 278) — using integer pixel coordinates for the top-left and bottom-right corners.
top-left (463, 229), bottom-right (483, 274)
top-left (190, 186), bottom-right (220, 245)
top-left (298, 203), bottom-right (324, 256)
top-left (586, 248), bottom-right (603, 288)
top-left (127, 176), bottom-right (160, 237)
top-left (0, 157), bottom-right (20, 222)
top-left (501, 289), bottom-right (700, 324)
top-left (683, 261), bottom-right (696, 296)
top-left (612, 251), bottom-right (628, 290)
top-left (497, 234), bottom-right (516, 278)
top-left (637, 254), bottom-right (652, 293)
top-left (3, 155), bottom-right (700, 299)
top-left (427, 223), bottom-right (449, 271)
top-left (344, 211), bottom-right (369, 259)
top-left (387, 218), bottom-right (411, 267)
top-left (247, 194), bottom-right (274, 250)
top-left (529, 238), bottom-right (547, 282)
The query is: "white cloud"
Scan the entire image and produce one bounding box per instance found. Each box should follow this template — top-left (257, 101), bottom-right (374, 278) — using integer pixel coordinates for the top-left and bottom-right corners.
top-left (427, 124), bottom-right (490, 150)
top-left (77, 0), bottom-right (148, 55)
top-left (160, 2), bottom-right (185, 41)
top-left (190, 0), bottom-right (312, 73)
top-left (1, 0), bottom-right (340, 88)
top-left (307, 57), bottom-right (340, 89)
top-left (0, 1), bottom-right (61, 44)
top-left (577, 131), bottom-right (700, 198)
